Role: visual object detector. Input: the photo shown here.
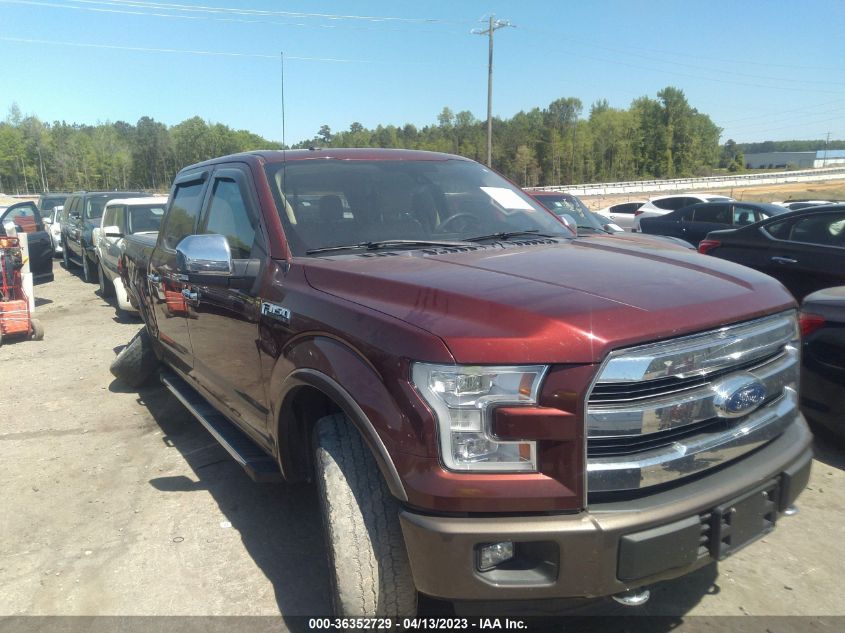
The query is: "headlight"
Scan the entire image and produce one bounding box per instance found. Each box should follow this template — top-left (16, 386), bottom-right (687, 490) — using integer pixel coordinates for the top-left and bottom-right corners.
top-left (411, 363), bottom-right (547, 472)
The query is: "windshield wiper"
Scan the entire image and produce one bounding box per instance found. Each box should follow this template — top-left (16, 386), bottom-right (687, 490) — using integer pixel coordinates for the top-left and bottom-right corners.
top-left (306, 239), bottom-right (475, 255)
top-left (577, 225), bottom-right (609, 234)
top-left (465, 229), bottom-right (562, 243)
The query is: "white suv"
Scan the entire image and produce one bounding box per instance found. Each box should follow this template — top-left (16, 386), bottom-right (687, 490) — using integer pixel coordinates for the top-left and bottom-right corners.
top-left (632, 193), bottom-right (734, 231)
top-left (94, 196), bottom-right (167, 315)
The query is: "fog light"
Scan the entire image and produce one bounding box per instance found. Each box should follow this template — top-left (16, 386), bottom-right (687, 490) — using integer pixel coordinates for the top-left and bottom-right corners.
top-left (478, 541), bottom-right (514, 571)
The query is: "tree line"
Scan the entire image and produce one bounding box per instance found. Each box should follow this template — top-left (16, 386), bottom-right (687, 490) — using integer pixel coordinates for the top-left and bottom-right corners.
top-left (1, 86), bottom-right (837, 195)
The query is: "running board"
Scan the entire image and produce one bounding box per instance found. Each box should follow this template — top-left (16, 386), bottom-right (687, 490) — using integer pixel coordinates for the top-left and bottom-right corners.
top-left (160, 371), bottom-right (282, 483)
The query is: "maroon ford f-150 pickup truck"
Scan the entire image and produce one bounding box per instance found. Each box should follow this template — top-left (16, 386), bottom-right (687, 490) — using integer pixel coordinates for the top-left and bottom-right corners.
top-left (119, 148), bottom-right (811, 616)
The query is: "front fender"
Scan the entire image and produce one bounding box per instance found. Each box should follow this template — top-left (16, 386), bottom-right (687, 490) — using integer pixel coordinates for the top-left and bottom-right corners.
top-left (270, 335), bottom-right (419, 502)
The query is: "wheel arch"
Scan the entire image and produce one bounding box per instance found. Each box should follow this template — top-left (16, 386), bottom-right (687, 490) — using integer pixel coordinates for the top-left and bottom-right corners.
top-left (275, 368), bottom-right (408, 502)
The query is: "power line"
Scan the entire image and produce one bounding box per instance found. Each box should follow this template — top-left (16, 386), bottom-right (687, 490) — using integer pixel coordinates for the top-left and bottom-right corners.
top-left (0, 36), bottom-right (377, 62)
top-left (718, 98), bottom-right (845, 124)
top-left (76, 0), bottom-right (473, 24)
top-left (0, 0), bottom-right (468, 34)
top-left (517, 24), bottom-right (844, 73)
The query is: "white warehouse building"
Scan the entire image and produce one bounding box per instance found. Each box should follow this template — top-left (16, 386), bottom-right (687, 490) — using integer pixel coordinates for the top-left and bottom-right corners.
top-left (745, 150), bottom-right (845, 169)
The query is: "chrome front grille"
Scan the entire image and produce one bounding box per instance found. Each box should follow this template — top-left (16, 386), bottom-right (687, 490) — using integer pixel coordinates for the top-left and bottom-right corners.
top-left (586, 312), bottom-right (801, 493)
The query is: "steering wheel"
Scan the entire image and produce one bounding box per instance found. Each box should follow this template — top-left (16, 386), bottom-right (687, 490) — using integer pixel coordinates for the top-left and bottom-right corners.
top-left (435, 213), bottom-right (481, 233)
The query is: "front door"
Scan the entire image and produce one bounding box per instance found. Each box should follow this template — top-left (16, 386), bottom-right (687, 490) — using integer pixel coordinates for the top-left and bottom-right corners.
top-left (98, 203), bottom-right (125, 282)
top-left (149, 171), bottom-right (209, 371)
top-left (185, 166), bottom-right (270, 439)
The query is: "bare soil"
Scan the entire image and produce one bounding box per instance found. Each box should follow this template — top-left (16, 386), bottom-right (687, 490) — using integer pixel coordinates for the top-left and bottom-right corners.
top-left (0, 263), bottom-right (843, 620)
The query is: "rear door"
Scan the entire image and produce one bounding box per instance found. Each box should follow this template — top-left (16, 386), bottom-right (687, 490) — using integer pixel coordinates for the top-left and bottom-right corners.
top-left (761, 211), bottom-right (845, 300)
top-left (148, 171), bottom-right (210, 370)
top-left (185, 165), bottom-right (270, 439)
top-left (685, 203), bottom-right (732, 245)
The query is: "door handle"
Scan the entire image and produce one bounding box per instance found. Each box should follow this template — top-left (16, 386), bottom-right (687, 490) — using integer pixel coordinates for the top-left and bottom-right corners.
top-left (148, 273), bottom-right (161, 283)
top-left (181, 289), bottom-right (199, 302)
top-left (771, 256), bottom-right (798, 265)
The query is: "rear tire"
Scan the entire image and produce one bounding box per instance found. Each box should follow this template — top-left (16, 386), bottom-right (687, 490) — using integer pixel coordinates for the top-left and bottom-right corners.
top-left (109, 328), bottom-right (159, 388)
top-left (313, 413), bottom-right (417, 617)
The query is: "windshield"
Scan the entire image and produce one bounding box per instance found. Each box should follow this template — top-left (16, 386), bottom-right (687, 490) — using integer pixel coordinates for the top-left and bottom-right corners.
top-left (86, 195), bottom-right (112, 219)
top-left (531, 193), bottom-right (604, 231)
top-left (264, 158), bottom-right (571, 256)
top-left (40, 196), bottom-right (67, 212)
top-left (86, 193), bottom-right (142, 219)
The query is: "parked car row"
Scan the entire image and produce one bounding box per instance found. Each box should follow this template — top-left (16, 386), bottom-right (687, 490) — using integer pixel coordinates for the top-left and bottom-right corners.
top-left (528, 190), bottom-right (844, 444)
top-left (60, 190), bottom-right (151, 283)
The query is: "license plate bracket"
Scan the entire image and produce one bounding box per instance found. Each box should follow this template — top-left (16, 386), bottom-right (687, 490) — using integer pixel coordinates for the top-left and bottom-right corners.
top-left (711, 480), bottom-right (779, 560)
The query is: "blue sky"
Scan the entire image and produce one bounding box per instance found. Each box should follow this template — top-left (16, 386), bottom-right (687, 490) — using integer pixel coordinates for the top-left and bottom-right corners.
top-left (2, 0), bottom-right (844, 145)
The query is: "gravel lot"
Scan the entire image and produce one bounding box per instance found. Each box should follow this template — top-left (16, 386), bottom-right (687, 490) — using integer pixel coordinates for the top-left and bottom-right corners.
top-left (1, 264), bottom-right (843, 622)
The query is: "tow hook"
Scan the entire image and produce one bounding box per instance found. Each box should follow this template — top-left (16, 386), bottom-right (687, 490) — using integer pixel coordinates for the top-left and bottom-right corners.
top-left (612, 588), bottom-right (651, 607)
top-left (784, 505), bottom-right (799, 516)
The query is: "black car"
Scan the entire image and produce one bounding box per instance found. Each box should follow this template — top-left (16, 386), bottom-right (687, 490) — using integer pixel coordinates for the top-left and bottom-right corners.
top-left (639, 201), bottom-right (788, 246)
top-left (799, 286), bottom-right (845, 440)
top-left (61, 191), bottom-right (149, 283)
top-left (699, 204), bottom-right (845, 301)
top-left (0, 201), bottom-right (54, 284)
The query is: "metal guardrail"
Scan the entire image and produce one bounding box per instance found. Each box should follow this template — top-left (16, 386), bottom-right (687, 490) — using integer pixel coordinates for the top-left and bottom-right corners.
top-left (531, 166), bottom-right (845, 197)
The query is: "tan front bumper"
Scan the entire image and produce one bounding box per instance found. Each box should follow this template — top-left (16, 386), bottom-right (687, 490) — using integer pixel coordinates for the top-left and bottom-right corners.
top-left (399, 416), bottom-right (812, 601)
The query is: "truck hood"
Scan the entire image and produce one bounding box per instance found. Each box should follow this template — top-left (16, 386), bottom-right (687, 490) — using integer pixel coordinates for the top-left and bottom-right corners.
top-left (303, 238), bottom-right (795, 364)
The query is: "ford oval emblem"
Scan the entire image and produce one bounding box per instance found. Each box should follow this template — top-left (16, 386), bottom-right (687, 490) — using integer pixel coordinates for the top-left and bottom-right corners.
top-left (712, 373), bottom-right (767, 418)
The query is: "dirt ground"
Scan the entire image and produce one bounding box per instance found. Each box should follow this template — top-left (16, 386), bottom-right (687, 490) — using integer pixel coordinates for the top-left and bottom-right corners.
top-left (0, 263), bottom-right (843, 622)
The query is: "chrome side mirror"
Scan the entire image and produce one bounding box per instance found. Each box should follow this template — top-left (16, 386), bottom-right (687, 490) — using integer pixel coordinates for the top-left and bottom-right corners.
top-left (176, 234), bottom-right (232, 277)
top-left (103, 225), bottom-right (123, 238)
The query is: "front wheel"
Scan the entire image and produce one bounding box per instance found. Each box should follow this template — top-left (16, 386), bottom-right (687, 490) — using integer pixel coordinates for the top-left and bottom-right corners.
top-left (99, 264), bottom-right (113, 297)
top-left (62, 242), bottom-right (74, 269)
top-left (314, 414), bottom-right (417, 617)
top-left (82, 252), bottom-right (97, 283)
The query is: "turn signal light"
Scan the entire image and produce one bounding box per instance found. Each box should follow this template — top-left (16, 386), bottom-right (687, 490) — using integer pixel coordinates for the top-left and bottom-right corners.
top-left (799, 312), bottom-right (825, 337)
top-left (698, 239), bottom-right (721, 255)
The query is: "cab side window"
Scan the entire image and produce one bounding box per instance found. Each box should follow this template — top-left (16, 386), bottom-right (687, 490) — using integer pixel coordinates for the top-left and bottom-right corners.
top-left (692, 204), bottom-right (730, 224)
top-left (103, 205), bottom-right (121, 232)
top-left (788, 213), bottom-right (845, 247)
top-left (201, 176), bottom-right (257, 259)
top-left (732, 205), bottom-right (756, 226)
top-left (162, 179), bottom-right (206, 249)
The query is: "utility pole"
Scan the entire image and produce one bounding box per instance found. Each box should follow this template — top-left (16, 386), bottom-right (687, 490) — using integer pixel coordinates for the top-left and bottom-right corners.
top-left (824, 131), bottom-right (831, 167)
top-left (473, 15), bottom-right (513, 167)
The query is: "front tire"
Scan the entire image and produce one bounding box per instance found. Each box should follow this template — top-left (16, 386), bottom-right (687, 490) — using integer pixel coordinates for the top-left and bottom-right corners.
top-left (314, 414), bottom-right (417, 617)
top-left (82, 252), bottom-right (97, 283)
top-left (62, 241), bottom-right (75, 269)
top-left (99, 264), bottom-right (113, 297)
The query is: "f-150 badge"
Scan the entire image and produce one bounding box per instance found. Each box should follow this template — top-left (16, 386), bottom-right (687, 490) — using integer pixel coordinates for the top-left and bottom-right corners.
top-left (261, 302), bottom-right (291, 323)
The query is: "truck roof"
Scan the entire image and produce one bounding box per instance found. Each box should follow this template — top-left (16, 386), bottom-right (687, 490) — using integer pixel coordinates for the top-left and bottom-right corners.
top-left (181, 148), bottom-right (472, 171)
